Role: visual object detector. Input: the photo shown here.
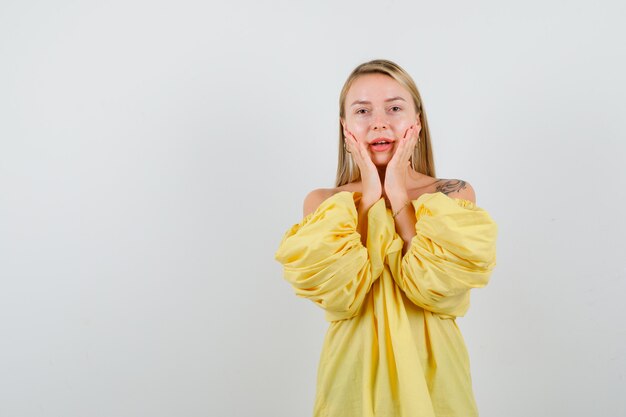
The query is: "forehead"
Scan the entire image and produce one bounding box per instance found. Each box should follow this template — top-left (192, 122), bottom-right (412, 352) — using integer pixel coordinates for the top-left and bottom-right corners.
top-left (346, 73), bottom-right (410, 102)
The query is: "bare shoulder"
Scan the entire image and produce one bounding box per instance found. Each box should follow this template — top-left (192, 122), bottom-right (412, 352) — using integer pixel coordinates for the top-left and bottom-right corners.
top-left (303, 182), bottom-right (361, 217)
top-left (434, 179), bottom-right (476, 204)
top-left (303, 188), bottom-right (335, 218)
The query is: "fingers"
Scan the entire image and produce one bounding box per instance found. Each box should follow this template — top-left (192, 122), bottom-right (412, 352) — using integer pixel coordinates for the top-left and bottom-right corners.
top-left (343, 129), bottom-right (361, 159)
top-left (402, 121), bottom-right (421, 140)
top-left (408, 122), bottom-right (421, 161)
top-left (393, 122), bottom-right (421, 167)
top-left (344, 129), bottom-right (376, 172)
top-left (344, 130), bottom-right (366, 156)
top-left (343, 129), bottom-right (357, 154)
top-left (344, 123), bottom-right (421, 170)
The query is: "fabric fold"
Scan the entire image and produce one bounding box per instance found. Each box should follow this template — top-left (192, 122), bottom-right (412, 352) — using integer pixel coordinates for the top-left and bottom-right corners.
top-left (274, 190), bottom-right (499, 416)
top-left (274, 191), bottom-right (395, 322)
top-left (386, 192), bottom-right (498, 318)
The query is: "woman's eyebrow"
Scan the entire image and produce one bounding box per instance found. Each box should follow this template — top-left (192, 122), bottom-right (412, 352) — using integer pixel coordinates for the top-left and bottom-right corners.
top-left (350, 97), bottom-right (406, 106)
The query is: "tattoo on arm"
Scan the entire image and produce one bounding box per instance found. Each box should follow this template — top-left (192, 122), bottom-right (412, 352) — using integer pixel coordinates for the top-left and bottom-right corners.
top-left (435, 179), bottom-right (467, 196)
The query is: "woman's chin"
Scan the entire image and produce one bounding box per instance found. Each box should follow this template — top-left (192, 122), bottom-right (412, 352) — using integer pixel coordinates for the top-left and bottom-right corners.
top-left (371, 154), bottom-right (392, 166)
top-left (373, 160), bottom-right (391, 168)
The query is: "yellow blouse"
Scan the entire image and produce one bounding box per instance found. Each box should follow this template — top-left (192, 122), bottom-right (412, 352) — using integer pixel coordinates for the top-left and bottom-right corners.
top-left (274, 191), bottom-right (498, 417)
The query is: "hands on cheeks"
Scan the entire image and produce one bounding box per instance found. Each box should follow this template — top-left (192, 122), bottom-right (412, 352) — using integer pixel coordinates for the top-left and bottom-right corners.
top-left (343, 128), bottom-right (383, 204)
top-left (342, 120), bottom-right (421, 204)
top-left (384, 120), bottom-right (421, 199)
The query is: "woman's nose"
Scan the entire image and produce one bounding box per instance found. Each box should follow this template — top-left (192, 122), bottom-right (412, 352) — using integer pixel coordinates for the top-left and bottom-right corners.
top-left (371, 113), bottom-right (389, 131)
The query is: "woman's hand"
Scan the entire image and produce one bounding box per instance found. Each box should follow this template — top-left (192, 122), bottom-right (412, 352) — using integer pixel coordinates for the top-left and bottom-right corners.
top-left (384, 121), bottom-right (421, 200)
top-left (344, 129), bottom-right (382, 205)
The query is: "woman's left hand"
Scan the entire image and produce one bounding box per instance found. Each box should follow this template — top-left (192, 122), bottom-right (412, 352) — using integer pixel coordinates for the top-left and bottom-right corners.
top-left (384, 121), bottom-right (421, 199)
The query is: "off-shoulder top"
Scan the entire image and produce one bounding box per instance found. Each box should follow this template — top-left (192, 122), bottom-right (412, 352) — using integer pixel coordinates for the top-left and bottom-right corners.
top-left (274, 191), bottom-right (498, 417)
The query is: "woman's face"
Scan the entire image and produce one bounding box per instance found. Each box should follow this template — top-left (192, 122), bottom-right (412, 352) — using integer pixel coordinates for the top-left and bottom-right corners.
top-left (341, 73), bottom-right (419, 166)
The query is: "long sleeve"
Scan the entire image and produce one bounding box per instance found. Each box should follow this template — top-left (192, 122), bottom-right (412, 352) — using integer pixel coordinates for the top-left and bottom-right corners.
top-left (274, 191), bottom-right (395, 322)
top-left (386, 192), bottom-right (498, 318)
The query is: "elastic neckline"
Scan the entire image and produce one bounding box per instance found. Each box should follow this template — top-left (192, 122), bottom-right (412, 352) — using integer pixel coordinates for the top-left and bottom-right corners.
top-left (343, 190), bottom-right (475, 208)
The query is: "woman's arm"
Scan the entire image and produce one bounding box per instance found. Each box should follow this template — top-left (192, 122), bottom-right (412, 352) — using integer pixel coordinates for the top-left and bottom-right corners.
top-left (388, 182), bottom-right (476, 256)
top-left (357, 199), bottom-right (378, 246)
top-left (388, 192), bottom-right (417, 256)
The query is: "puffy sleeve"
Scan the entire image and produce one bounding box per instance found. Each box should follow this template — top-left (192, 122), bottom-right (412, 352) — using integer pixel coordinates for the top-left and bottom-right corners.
top-left (274, 191), bottom-right (395, 322)
top-left (386, 192), bottom-right (498, 319)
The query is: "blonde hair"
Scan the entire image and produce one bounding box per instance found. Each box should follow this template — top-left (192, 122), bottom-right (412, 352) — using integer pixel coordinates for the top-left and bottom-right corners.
top-left (335, 59), bottom-right (436, 187)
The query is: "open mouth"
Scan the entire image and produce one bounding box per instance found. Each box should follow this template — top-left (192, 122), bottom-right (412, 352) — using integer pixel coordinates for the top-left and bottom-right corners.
top-left (371, 141), bottom-right (394, 152)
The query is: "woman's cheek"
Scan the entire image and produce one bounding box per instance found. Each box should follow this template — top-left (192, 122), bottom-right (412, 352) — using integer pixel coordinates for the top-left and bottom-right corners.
top-left (396, 123), bottom-right (412, 139)
top-left (352, 126), bottom-right (367, 142)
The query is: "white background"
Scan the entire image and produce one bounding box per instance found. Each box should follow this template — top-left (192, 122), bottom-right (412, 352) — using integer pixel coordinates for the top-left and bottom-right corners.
top-left (1, 1), bottom-right (625, 416)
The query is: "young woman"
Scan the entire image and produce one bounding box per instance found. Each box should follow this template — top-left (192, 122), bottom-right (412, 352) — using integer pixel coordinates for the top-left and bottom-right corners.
top-left (275, 59), bottom-right (498, 417)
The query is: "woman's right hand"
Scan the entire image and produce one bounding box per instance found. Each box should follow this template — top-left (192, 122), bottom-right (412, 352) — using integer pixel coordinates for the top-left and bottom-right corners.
top-left (344, 129), bottom-right (382, 205)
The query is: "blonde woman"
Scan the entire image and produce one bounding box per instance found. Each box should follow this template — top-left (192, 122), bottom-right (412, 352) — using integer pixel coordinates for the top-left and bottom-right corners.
top-left (275, 59), bottom-right (498, 417)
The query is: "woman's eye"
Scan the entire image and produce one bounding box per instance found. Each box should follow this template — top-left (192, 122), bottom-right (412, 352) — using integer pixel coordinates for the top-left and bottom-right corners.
top-left (355, 107), bottom-right (400, 114)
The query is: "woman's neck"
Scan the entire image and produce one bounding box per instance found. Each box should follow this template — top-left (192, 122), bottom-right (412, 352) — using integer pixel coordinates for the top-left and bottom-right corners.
top-left (376, 165), bottom-right (421, 186)
top-left (377, 166), bottom-right (387, 183)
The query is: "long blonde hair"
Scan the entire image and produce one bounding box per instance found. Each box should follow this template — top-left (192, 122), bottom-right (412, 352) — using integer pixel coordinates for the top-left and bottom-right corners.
top-left (335, 59), bottom-right (436, 187)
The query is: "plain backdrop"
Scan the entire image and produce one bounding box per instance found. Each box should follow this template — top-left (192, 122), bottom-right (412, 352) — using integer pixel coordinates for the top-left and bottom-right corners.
top-left (1, 1), bottom-right (625, 416)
